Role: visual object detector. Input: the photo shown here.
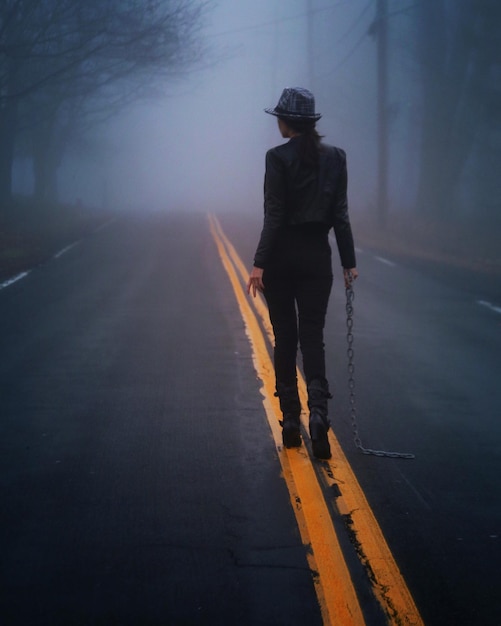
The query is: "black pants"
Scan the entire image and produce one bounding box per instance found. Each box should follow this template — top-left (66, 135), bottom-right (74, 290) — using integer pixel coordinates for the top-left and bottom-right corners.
top-left (263, 226), bottom-right (333, 389)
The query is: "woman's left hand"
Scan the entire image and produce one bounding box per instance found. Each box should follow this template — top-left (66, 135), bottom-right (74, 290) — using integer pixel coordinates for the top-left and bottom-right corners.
top-left (247, 266), bottom-right (265, 297)
top-left (343, 267), bottom-right (359, 289)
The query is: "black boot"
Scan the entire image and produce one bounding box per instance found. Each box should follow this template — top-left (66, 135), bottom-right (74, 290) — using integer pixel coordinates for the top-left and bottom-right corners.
top-left (307, 378), bottom-right (332, 460)
top-left (275, 383), bottom-right (302, 448)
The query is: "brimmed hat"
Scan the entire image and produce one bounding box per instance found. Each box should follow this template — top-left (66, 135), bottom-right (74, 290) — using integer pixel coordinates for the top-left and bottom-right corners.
top-left (265, 87), bottom-right (321, 121)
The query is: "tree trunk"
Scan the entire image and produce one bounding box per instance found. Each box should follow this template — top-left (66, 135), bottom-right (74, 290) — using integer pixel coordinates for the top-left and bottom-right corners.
top-left (31, 121), bottom-right (60, 205)
top-left (415, 0), bottom-right (452, 219)
top-left (414, 2), bottom-right (494, 220)
top-left (0, 91), bottom-right (19, 208)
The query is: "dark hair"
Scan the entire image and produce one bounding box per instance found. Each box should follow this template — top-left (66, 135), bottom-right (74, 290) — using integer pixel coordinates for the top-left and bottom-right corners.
top-left (280, 117), bottom-right (324, 168)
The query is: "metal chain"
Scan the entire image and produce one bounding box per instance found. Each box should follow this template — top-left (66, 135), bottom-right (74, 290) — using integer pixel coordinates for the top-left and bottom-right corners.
top-left (345, 283), bottom-right (415, 459)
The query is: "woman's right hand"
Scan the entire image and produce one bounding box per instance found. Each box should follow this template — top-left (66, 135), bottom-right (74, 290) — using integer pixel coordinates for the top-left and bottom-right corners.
top-left (247, 266), bottom-right (265, 297)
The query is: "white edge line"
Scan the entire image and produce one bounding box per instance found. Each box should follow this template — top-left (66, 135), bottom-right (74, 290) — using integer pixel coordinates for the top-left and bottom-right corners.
top-left (53, 241), bottom-right (79, 259)
top-left (95, 217), bottom-right (116, 232)
top-left (477, 300), bottom-right (501, 315)
top-left (1, 218), bottom-right (115, 292)
top-left (53, 217), bottom-right (116, 258)
top-left (0, 271), bottom-right (31, 290)
top-left (374, 255), bottom-right (396, 267)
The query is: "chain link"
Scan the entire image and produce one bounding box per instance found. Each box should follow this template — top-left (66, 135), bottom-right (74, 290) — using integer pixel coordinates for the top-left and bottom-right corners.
top-left (345, 283), bottom-right (415, 459)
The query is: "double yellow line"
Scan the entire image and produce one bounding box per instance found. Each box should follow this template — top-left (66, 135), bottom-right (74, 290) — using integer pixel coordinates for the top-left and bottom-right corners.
top-left (208, 213), bottom-right (423, 626)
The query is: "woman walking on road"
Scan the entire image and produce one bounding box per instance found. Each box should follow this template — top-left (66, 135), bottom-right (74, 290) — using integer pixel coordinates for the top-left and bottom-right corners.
top-left (247, 87), bottom-right (358, 460)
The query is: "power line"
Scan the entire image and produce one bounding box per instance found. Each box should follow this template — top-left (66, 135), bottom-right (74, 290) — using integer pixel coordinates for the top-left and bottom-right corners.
top-left (388, 3), bottom-right (420, 19)
top-left (318, 0), bottom-right (419, 77)
top-left (209, 1), bottom-right (420, 42)
top-left (209, 1), bottom-right (350, 39)
top-left (319, 28), bottom-right (369, 77)
top-left (335, 0), bottom-right (373, 45)
top-left (317, 0), bottom-right (373, 75)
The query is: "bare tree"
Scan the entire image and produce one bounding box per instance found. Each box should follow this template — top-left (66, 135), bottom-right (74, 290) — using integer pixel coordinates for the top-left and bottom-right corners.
top-left (0, 0), bottom-right (210, 206)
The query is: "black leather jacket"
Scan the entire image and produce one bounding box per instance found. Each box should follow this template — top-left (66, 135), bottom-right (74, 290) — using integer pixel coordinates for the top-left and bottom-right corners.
top-left (253, 136), bottom-right (356, 269)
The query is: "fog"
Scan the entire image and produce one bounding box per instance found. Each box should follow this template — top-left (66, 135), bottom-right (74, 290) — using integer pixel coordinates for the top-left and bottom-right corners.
top-left (8, 0), bottom-right (501, 265)
top-left (56, 0), bottom-right (386, 216)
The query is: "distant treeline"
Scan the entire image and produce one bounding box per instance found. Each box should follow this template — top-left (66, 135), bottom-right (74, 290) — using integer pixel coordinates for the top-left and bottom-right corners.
top-left (0, 0), bottom-right (209, 209)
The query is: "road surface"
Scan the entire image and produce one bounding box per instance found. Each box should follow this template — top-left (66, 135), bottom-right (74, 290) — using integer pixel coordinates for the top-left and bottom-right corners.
top-left (1, 210), bottom-right (500, 625)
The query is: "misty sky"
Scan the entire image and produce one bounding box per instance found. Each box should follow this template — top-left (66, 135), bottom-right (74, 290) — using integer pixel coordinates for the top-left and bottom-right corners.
top-left (55, 0), bottom-right (415, 216)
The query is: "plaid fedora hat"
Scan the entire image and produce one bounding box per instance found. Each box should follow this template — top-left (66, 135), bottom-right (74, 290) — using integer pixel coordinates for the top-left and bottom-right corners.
top-left (265, 87), bottom-right (321, 120)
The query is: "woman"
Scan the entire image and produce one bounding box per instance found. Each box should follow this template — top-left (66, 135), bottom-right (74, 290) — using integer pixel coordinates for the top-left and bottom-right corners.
top-left (247, 87), bottom-right (358, 460)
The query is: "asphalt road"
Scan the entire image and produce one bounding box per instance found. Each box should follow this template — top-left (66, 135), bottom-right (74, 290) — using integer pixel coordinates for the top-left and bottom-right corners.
top-left (1, 211), bottom-right (500, 625)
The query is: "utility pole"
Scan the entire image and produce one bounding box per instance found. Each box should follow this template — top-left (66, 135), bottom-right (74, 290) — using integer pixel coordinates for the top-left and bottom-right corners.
top-left (376, 0), bottom-right (389, 227)
top-left (306, 0), bottom-right (315, 93)
top-left (271, 0), bottom-right (279, 97)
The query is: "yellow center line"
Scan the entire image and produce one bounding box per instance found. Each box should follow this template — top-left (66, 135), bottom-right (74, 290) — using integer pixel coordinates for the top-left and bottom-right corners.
top-left (209, 213), bottom-right (364, 625)
top-left (209, 213), bottom-right (424, 626)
